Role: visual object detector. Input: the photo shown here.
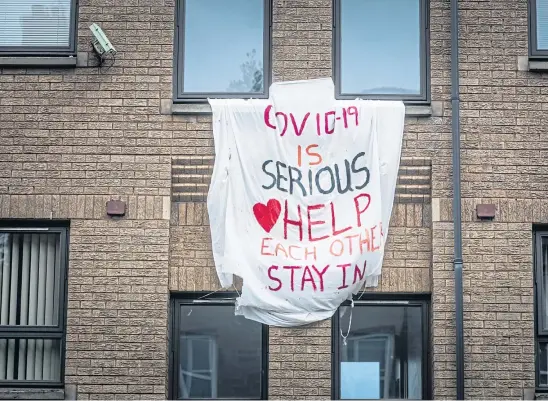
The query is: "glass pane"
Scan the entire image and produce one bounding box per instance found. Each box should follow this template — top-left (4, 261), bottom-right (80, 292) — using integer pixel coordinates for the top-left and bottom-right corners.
top-left (182, 0), bottom-right (265, 93)
top-left (0, 233), bottom-right (62, 327)
top-left (540, 343), bottom-right (548, 386)
top-left (0, 1), bottom-right (72, 48)
top-left (407, 307), bottom-right (423, 399)
top-left (339, 305), bottom-right (423, 399)
top-left (182, 336), bottom-right (212, 371)
top-left (183, 376), bottom-right (212, 398)
top-left (0, 338), bottom-right (62, 381)
top-left (339, 0), bottom-right (422, 96)
top-left (178, 304), bottom-right (262, 399)
top-left (538, 0), bottom-right (548, 49)
top-left (541, 237), bottom-right (548, 331)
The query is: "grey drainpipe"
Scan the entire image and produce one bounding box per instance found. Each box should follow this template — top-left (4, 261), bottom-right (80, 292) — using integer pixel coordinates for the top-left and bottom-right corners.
top-left (450, 0), bottom-right (465, 399)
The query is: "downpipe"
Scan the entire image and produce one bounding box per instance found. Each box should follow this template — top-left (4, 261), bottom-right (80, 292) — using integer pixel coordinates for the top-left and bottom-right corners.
top-left (450, 0), bottom-right (465, 398)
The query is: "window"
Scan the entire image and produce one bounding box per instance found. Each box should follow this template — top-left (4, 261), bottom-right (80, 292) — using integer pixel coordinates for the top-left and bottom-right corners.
top-left (535, 231), bottom-right (548, 387)
top-left (530, 0), bottom-right (548, 57)
top-left (0, 223), bottom-right (68, 385)
top-left (173, 0), bottom-right (271, 102)
top-left (170, 294), bottom-right (268, 399)
top-left (0, 0), bottom-right (77, 56)
top-left (333, 0), bottom-right (429, 102)
top-left (333, 297), bottom-right (429, 399)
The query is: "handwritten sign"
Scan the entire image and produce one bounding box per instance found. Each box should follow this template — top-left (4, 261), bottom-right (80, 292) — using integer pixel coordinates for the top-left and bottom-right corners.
top-left (207, 78), bottom-right (405, 327)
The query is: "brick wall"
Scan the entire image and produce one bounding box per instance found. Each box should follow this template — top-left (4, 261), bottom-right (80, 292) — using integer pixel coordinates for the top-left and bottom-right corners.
top-left (0, 0), bottom-right (544, 399)
top-left (0, 195), bottom-right (170, 400)
top-left (433, 197), bottom-right (538, 399)
top-left (169, 194), bottom-right (432, 400)
top-left (1, 0), bottom-right (176, 398)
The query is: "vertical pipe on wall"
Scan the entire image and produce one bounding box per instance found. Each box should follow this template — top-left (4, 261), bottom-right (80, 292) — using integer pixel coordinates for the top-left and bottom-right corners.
top-left (450, 0), bottom-right (465, 398)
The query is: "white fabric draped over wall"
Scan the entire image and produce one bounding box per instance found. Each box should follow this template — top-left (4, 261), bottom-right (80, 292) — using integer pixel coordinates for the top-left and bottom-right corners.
top-left (0, 233), bottom-right (61, 381)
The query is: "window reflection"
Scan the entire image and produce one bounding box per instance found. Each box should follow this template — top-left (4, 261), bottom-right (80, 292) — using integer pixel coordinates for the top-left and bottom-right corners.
top-left (178, 304), bottom-right (263, 399)
top-left (339, 0), bottom-right (422, 96)
top-left (339, 305), bottom-right (423, 399)
top-left (0, 1), bottom-right (71, 48)
top-left (540, 343), bottom-right (548, 386)
top-left (182, 0), bottom-right (265, 94)
top-left (537, 0), bottom-right (548, 49)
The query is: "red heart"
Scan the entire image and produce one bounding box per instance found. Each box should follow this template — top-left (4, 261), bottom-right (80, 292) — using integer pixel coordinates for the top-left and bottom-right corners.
top-left (253, 199), bottom-right (281, 233)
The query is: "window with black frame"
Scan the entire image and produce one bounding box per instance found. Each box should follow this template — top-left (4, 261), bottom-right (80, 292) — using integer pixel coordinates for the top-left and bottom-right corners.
top-left (535, 231), bottom-right (548, 388)
top-left (173, 0), bottom-right (271, 102)
top-left (0, 1), bottom-right (78, 56)
top-left (171, 295), bottom-right (267, 400)
top-left (333, 299), bottom-right (429, 400)
top-left (530, 0), bottom-right (548, 58)
top-left (333, 0), bottom-right (429, 102)
top-left (0, 223), bottom-right (68, 385)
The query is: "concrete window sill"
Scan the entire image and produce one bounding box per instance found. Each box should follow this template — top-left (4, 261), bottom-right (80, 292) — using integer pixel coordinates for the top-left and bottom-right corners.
top-left (166, 101), bottom-right (441, 117)
top-left (517, 56), bottom-right (548, 72)
top-left (528, 59), bottom-right (548, 71)
top-left (0, 388), bottom-right (65, 400)
top-left (0, 55), bottom-right (82, 67)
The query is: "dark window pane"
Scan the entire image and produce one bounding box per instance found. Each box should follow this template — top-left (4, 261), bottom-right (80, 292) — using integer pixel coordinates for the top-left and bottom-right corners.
top-left (178, 305), bottom-right (263, 399)
top-left (540, 237), bottom-right (548, 332)
top-left (537, 0), bottom-right (548, 50)
top-left (0, 1), bottom-right (72, 48)
top-left (183, 0), bottom-right (265, 94)
top-left (0, 338), bottom-right (62, 381)
top-left (339, 0), bottom-right (421, 96)
top-left (541, 343), bottom-right (548, 386)
top-left (0, 233), bottom-right (62, 327)
top-left (339, 305), bottom-right (423, 399)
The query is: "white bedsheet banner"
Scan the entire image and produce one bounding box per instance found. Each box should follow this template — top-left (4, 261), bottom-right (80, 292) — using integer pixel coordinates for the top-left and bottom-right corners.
top-left (207, 78), bottom-right (405, 327)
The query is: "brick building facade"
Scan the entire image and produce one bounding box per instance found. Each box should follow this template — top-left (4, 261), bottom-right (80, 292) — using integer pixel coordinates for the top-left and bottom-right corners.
top-left (0, 0), bottom-right (545, 399)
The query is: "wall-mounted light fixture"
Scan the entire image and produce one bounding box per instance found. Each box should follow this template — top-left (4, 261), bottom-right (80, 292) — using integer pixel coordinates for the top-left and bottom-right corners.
top-left (476, 204), bottom-right (495, 220)
top-left (106, 200), bottom-right (126, 217)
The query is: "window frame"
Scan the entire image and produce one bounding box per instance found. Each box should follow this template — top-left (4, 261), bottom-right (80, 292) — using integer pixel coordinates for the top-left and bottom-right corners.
top-left (331, 293), bottom-right (431, 400)
top-left (332, 0), bottom-right (430, 104)
top-left (0, 221), bottom-right (69, 388)
top-left (529, 0), bottom-right (548, 58)
top-left (169, 292), bottom-right (269, 400)
top-left (0, 0), bottom-right (78, 57)
top-left (534, 231), bottom-right (548, 390)
top-left (535, 231), bottom-right (548, 337)
top-left (173, 0), bottom-right (273, 103)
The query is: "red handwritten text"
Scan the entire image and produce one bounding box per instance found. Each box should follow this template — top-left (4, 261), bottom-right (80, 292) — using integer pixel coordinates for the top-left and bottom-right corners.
top-left (283, 193), bottom-right (371, 242)
top-left (267, 261), bottom-right (366, 292)
top-left (264, 105), bottom-right (359, 136)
